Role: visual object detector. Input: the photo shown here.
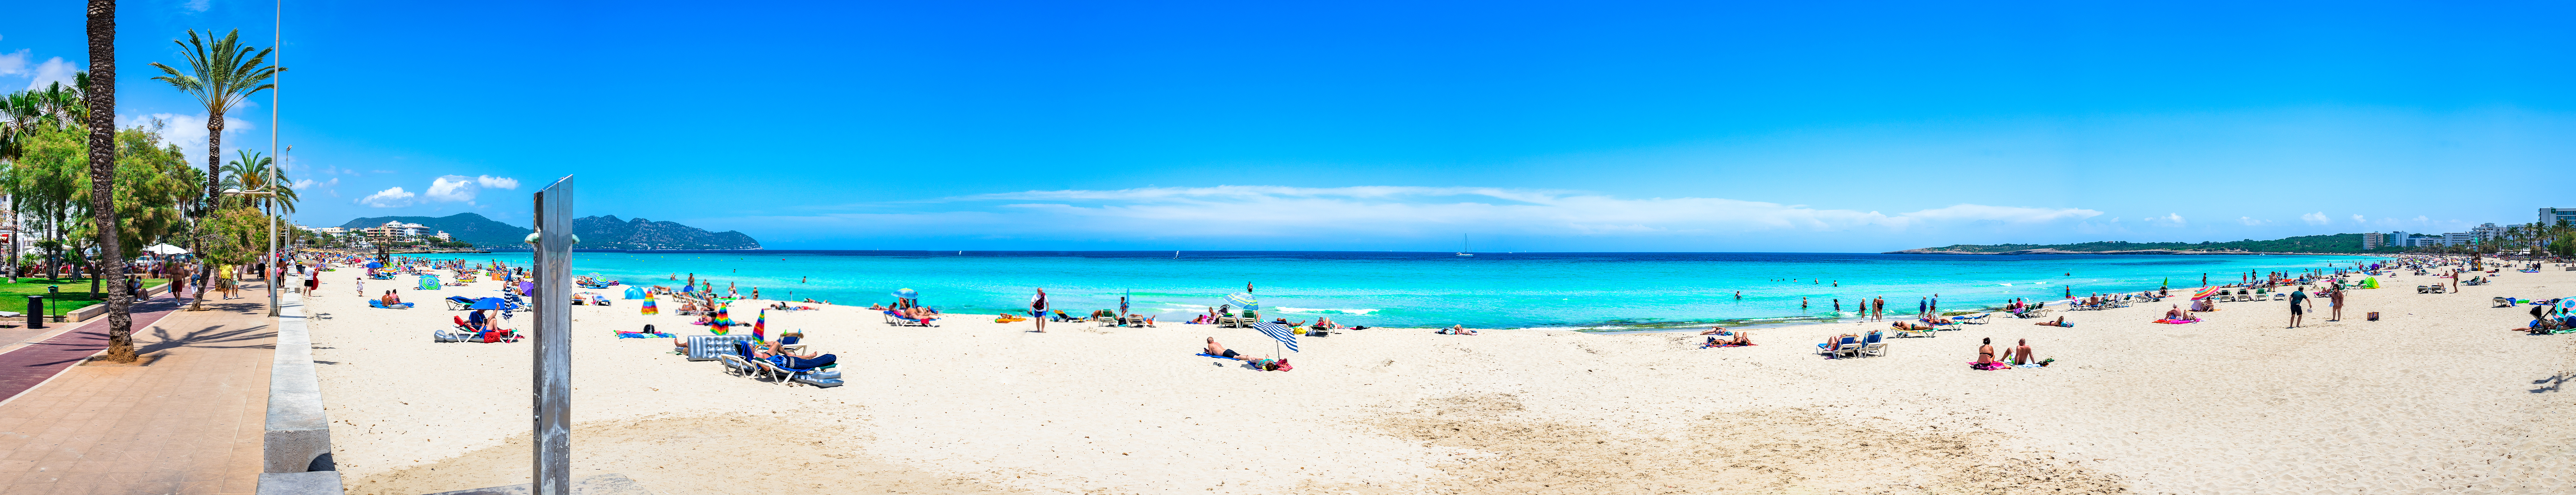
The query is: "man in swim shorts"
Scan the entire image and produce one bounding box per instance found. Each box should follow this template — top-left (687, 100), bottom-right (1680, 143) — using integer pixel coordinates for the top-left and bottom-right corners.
top-left (1205, 337), bottom-right (1242, 359)
top-left (2288, 287), bottom-right (2308, 328)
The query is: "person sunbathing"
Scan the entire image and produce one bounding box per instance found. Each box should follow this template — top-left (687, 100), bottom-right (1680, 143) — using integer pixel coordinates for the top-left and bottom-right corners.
top-left (1699, 326), bottom-right (1732, 335)
top-left (1923, 315), bottom-right (1955, 324)
top-left (1204, 337), bottom-right (1244, 359)
top-left (769, 332), bottom-right (837, 369)
top-left (1891, 321), bottom-right (1933, 331)
top-left (2009, 338), bottom-right (2034, 365)
top-left (1441, 324), bottom-right (1479, 335)
top-left (1707, 331), bottom-right (1752, 346)
top-left (2034, 316), bottom-right (2072, 328)
top-left (1315, 317), bottom-right (1339, 330)
top-left (380, 291), bottom-right (403, 305)
top-left (1976, 337), bottom-right (1999, 365)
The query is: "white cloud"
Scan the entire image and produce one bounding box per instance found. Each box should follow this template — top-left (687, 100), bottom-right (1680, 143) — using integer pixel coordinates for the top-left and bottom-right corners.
top-left (0, 49), bottom-right (28, 76)
top-left (753, 186), bottom-right (2105, 240)
top-left (290, 178), bottom-right (336, 190)
top-left (422, 175), bottom-right (518, 203)
top-left (426, 176), bottom-right (477, 202)
top-left (2140, 213), bottom-right (2186, 226)
top-left (359, 187), bottom-right (415, 207)
top-left (26, 56), bottom-right (74, 91)
top-left (2351, 214), bottom-right (2366, 224)
top-left (2239, 217), bottom-right (2272, 226)
top-left (2300, 212), bottom-right (2329, 225)
top-left (116, 112), bottom-right (255, 164)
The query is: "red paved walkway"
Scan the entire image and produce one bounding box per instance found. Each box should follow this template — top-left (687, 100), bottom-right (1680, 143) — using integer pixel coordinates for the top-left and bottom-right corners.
top-left (0, 294), bottom-right (185, 405)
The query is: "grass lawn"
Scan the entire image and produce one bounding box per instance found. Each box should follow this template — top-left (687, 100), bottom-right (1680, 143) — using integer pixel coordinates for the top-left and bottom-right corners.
top-left (0, 278), bottom-right (172, 315)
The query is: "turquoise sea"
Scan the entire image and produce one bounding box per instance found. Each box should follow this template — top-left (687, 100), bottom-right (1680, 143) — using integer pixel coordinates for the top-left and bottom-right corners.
top-left (397, 251), bottom-right (2378, 330)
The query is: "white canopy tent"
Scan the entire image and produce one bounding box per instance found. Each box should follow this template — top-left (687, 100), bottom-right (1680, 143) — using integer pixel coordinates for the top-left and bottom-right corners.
top-left (143, 244), bottom-right (190, 255)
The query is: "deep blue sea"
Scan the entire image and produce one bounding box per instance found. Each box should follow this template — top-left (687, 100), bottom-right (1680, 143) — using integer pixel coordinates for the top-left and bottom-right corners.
top-left (397, 251), bottom-right (2377, 330)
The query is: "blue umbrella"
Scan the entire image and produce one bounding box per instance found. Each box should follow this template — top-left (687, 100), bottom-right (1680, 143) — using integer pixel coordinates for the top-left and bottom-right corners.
top-left (365, 261), bottom-right (383, 269)
top-left (467, 297), bottom-right (510, 310)
top-left (1226, 292), bottom-right (1258, 311)
top-left (894, 288), bottom-right (919, 300)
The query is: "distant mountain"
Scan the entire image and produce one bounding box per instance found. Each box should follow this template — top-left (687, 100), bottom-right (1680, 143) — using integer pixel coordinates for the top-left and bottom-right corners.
top-left (569, 215), bottom-right (762, 250)
top-left (339, 213), bottom-right (532, 247)
top-left (1887, 233), bottom-right (2392, 255)
top-left (336, 213), bottom-right (761, 250)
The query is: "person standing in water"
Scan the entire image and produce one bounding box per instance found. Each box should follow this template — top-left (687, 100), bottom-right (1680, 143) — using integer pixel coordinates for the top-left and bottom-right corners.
top-left (1801, 297), bottom-right (1809, 310)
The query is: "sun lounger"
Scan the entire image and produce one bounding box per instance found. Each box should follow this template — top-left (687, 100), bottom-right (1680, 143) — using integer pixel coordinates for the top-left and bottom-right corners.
top-left (1892, 324), bottom-right (1935, 338)
top-left (883, 311), bottom-right (939, 327)
top-left (1858, 332), bottom-right (1887, 357)
top-left (1816, 335), bottom-right (1861, 358)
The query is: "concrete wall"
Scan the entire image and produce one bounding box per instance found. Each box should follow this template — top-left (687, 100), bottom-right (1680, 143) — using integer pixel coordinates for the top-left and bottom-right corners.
top-left (258, 287), bottom-right (344, 494)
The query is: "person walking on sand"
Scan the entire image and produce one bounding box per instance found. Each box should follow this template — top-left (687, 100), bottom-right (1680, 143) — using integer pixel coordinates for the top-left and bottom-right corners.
top-left (2287, 287), bottom-right (2309, 328)
top-left (1030, 288), bottom-right (1050, 333)
top-left (2327, 287), bottom-right (2345, 321)
top-left (355, 277), bottom-right (365, 297)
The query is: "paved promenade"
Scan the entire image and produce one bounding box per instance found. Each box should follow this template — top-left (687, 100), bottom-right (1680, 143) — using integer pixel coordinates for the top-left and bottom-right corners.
top-left (0, 285), bottom-right (282, 495)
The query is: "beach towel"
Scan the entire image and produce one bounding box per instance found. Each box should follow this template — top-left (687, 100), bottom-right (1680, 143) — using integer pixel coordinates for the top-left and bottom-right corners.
top-left (1701, 343), bottom-right (1757, 348)
top-left (2013, 363), bottom-right (2047, 369)
top-left (2152, 318), bottom-right (2200, 324)
top-left (615, 332), bottom-right (674, 338)
top-left (1969, 361), bottom-right (2012, 371)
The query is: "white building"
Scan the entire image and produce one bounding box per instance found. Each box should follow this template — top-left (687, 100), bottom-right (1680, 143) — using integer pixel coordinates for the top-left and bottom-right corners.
top-left (433, 231), bottom-right (453, 241)
top-left (2542, 207), bottom-right (2576, 227)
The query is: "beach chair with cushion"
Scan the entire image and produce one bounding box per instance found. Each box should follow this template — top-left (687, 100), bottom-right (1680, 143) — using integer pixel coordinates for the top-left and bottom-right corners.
top-left (1816, 335), bottom-right (1861, 358)
top-left (883, 311), bottom-right (939, 327)
top-left (764, 356), bottom-right (843, 387)
top-left (443, 296), bottom-right (479, 310)
top-left (1859, 332), bottom-right (1888, 357)
top-left (1953, 313), bottom-right (1990, 324)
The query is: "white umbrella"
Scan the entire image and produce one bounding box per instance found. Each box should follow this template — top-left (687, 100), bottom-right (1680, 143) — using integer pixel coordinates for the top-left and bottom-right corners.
top-left (143, 244), bottom-right (190, 254)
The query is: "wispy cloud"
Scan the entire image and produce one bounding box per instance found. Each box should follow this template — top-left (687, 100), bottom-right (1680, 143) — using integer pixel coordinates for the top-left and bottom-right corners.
top-left (2350, 214), bottom-right (2366, 224)
top-left (25, 56), bottom-right (74, 91)
top-left (0, 50), bottom-right (29, 76)
top-left (359, 187), bottom-right (415, 207)
top-left (424, 175), bottom-right (518, 203)
top-left (2239, 217), bottom-right (2272, 226)
top-left (2300, 212), bottom-right (2329, 225)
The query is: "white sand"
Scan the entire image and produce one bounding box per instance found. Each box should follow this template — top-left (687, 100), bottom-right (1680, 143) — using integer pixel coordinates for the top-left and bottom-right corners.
top-left (305, 258), bottom-right (2576, 494)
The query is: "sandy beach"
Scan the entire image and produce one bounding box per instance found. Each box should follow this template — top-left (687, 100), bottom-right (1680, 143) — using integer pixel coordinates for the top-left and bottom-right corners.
top-left (302, 259), bottom-right (2574, 494)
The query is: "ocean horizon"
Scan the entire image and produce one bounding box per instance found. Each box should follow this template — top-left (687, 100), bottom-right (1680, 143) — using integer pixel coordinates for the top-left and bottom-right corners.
top-left (395, 250), bottom-right (2380, 330)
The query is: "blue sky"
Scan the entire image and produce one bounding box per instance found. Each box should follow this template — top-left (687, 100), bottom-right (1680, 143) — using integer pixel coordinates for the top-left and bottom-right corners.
top-left (4, 1), bottom-right (2571, 252)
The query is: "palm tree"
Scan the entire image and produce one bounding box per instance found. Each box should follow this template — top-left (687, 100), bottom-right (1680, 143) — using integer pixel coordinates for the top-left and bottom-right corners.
top-left (220, 149), bottom-right (297, 213)
top-left (85, 0), bottom-right (137, 362)
top-left (150, 28), bottom-right (276, 312)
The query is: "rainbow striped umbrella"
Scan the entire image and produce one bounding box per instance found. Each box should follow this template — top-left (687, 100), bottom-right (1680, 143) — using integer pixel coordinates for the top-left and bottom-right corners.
top-left (753, 309), bottom-right (768, 342)
top-left (2191, 286), bottom-right (2220, 300)
top-left (639, 297), bottom-right (658, 315)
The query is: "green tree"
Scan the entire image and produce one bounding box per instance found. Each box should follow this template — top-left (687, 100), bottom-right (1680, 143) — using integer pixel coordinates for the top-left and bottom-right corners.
top-left (219, 149), bottom-right (296, 213)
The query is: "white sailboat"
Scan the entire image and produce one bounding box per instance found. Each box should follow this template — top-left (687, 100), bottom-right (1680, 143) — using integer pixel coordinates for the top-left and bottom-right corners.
top-left (1456, 234), bottom-right (1474, 256)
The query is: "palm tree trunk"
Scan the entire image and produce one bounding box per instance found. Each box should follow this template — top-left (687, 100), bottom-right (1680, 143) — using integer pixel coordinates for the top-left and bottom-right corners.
top-left (87, 0), bottom-right (133, 362)
top-left (192, 108), bottom-right (223, 311)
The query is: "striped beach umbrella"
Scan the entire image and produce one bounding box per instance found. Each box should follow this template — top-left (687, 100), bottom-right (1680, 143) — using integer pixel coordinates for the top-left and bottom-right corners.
top-left (2191, 286), bottom-right (2220, 300)
top-left (753, 309), bottom-right (768, 342)
top-left (1227, 292), bottom-right (1259, 311)
top-left (639, 297), bottom-right (658, 315)
top-left (1252, 322), bottom-right (1299, 353)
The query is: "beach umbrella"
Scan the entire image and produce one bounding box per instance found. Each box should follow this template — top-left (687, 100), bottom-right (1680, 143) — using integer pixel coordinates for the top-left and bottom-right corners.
top-left (753, 309), bottom-right (768, 342)
top-left (1252, 321), bottom-right (1299, 353)
top-left (639, 297), bottom-right (658, 315)
top-left (713, 304), bottom-right (733, 327)
top-left (467, 297), bottom-right (510, 310)
top-left (624, 286), bottom-right (647, 299)
top-left (1226, 292), bottom-right (1259, 311)
top-left (894, 288), bottom-right (919, 300)
top-left (2191, 287), bottom-right (2220, 300)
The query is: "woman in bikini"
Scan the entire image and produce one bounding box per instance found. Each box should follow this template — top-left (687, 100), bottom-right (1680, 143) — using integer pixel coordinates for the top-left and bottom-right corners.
top-left (1976, 337), bottom-right (1999, 365)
